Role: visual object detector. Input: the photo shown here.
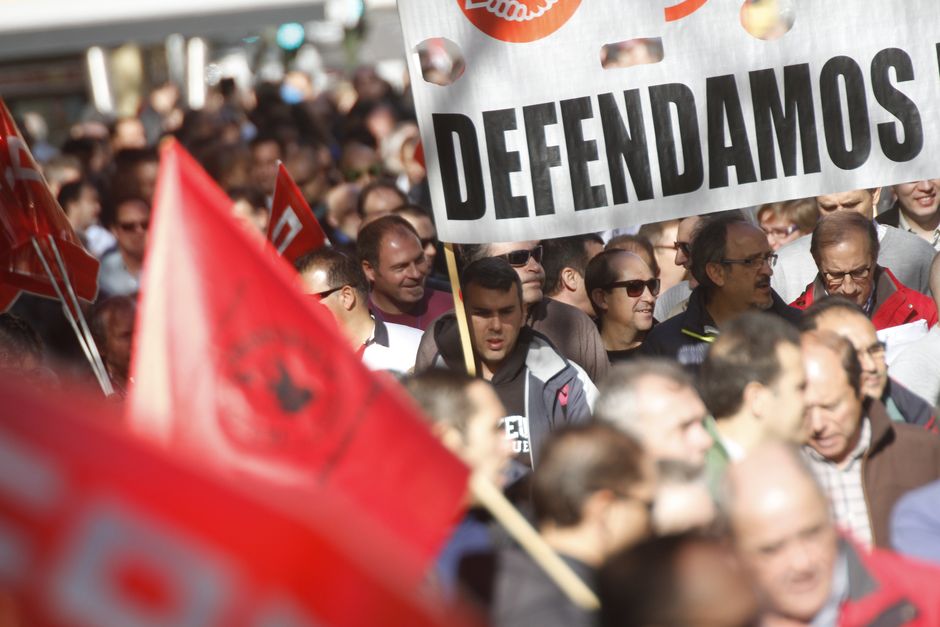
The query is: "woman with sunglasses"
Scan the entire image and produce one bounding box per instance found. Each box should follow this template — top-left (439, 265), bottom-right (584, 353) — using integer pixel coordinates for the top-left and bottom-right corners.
top-left (585, 249), bottom-right (660, 363)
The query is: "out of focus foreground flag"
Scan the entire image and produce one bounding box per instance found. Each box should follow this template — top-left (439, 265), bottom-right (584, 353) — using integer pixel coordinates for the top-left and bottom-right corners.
top-left (267, 162), bottom-right (328, 264)
top-left (0, 379), bottom-right (477, 626)
top-left (0, 98), bottom-right (98, 310)
top-left (128, 140), bottom-right (469, 577)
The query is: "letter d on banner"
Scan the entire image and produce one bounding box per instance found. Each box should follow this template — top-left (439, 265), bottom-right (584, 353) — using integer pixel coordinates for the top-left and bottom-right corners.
top-left (433, 114), bottom-right (486, 220)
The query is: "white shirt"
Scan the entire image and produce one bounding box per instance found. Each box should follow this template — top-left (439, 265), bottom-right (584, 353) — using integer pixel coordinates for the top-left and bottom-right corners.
top-left (361, 317), bottom-right (422, 374)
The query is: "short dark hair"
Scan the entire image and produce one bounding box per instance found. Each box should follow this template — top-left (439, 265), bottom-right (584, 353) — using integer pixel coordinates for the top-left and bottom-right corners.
top-left (357, 180), bottom-right (407, 218)
top-left (605, 234), bottom-right (659, 277)
top-left (689, 211), bottom-right (749, 289)
top-left (0, 313), bottom-right (43, 369)
top-left (699, 312), bottom-right (801, 419)
top-left (799, 295), bottom-right (867, 332)
top-left (392, 203), bottom-right (433, 222)
top-left (402, 369), bottom-right (481, 433)
top-left (57, 179), bottom-right (92, 209)
top-left (533, 423), bottom-right (646, 527)
top-left (356, 214), bottom-right (421, 268)
top-left (457, 243), bottom-right (491, 267)
top-left (295, 247), bottom-right (369, 296)
top-left (585, 249), bottom-right (633, 316)
top-left (810, 211), bottom-right (880, 266)
top-left (599, 533), bottom-right (746, 627)
top-left (461, 257), bottom-right (522, 302)
top-left (541, 234), bottom-right (603, 296)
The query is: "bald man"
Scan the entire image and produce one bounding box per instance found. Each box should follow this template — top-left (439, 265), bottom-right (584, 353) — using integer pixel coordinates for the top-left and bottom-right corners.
top-left (724, 442), bottom-right (940, 626)
top-left (890, 253), bottom-right (940, 407)
top-left (771, 187), bottom-right (935, 302)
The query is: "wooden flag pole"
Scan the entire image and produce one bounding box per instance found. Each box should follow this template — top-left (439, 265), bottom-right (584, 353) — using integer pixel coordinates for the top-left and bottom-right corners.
top-left (469, 473), bottom-right (600, 610)
top-left (442, 242), bottom-right (599, 610)
top-left (443, 243), bottom-right (476, 376)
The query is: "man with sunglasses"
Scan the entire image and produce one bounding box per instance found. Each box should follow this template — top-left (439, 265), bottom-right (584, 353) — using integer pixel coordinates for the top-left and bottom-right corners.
top-left (585, 250), bottom-right (659, 362)
top-left (642, 213), bottom-right (801, 368)
top-left (801, 297), bottom-right (937, 430)
top-left (99, 197), bottom-right (150, 298)
top-left (296, 248), bottom-right (422, 374)
top-left (652, 215), bottom-right (700, 322)
top-left (357, 215), bottom-right (453, 331)
top-left (791, 211), bottom-right (937, 331)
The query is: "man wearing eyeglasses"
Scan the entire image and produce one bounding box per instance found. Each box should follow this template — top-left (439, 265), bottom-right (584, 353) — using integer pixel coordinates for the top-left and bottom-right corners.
top-left (771, 187), bottom-right (936, 303)
top-left (98, 197), bottom-right (150, 298)
top-left (800, 331), bottom-right (940, 549)
top-left (641, 213), bottom-right (801, 368)
top-left (801, 297), bottom-right (937, 431)
top-left (296, 248), bottom-right (422, 374)
top-left (791, 212), bottom-right (937, 331)
top-left (652, 215), bottom-right (700, 322)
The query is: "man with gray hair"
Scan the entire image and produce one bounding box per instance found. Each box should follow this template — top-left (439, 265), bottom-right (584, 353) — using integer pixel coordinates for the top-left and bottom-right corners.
top-left (771, 187), bottom-right (936, 302)
top-left (594, 358), bottom-right (713, 471)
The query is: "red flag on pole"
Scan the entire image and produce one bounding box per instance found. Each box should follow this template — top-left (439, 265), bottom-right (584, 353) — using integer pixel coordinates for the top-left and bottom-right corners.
top-left (128, 140), bottom-right (469, 578)
top-left (267, 162), bottom-right (328, 264)
top-left (0, 378), bottom-right (479, 626)
top-left (0, 98), bottom-right (99, 308)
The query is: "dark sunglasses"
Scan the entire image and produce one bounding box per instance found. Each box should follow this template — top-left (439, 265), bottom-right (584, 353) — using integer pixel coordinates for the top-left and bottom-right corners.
top-left (605, 278), bottom-right (661, 297)
top-left (674, 241), bottom-right (691, 256)
top-left (310, 285), bottom-right (343, 301)
top-left (342, 164), bottom-right (384, 181)
top-left (117, 220), bottom-right (149, 232)
top-left (496, 245), bottom-right (543, 267)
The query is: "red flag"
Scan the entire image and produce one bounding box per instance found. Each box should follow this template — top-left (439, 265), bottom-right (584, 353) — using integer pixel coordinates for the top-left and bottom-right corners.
top-left (0, 378), bottom-right (478, 626)
top-left (267, 162), bottom-right (328, 264)
top-left (0, 98), bottom-right (98, 309)
top-left (129, 140), bottom-right (469, 578)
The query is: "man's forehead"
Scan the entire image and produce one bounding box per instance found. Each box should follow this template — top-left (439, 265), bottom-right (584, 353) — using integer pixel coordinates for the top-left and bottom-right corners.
top-left (816, 189), bottom-right (872, 206)
top-left (815, 310), bottom-right (876, 344)
top-left (614, 253), bottom-right (653, 279)
top-left (380, 229), bottom-right (422, 255)
top-left (725, 223), bottom-right (769, 254)
top-left (465, 283), bottom-right (519, 307)
top-left (300, 266), bottom-right (331, 290)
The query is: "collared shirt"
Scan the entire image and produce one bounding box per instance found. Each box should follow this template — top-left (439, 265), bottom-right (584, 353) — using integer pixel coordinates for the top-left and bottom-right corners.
top-left (361, 316), bottom-right (422, 374)
top-left (898, 211), bottom-right (940, 251)
top-left (804, 419), bottom-right (874, 548)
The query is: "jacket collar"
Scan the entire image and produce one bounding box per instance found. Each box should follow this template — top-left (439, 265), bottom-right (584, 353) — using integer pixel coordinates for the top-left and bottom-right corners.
top-left (683, 287), bottom-right (798, 336)
top-left (865, 398), bottom-right (897, 457)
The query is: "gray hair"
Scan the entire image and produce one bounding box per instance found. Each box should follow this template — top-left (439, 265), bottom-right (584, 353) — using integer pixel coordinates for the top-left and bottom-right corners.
top-left (595, 358), bottom-right (696, 438)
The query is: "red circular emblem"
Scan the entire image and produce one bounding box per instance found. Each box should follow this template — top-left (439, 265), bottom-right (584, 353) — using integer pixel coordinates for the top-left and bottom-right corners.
top-left (458, 0), bottom-right (583, 44)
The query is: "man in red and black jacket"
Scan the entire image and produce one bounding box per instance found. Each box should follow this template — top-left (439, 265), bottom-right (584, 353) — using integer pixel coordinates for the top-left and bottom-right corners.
top-left (791, 211), bottom-right (937, 331)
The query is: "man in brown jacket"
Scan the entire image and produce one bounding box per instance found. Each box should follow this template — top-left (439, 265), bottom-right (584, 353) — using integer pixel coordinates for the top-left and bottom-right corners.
top-left (801, 330), bottom-right (940, 549)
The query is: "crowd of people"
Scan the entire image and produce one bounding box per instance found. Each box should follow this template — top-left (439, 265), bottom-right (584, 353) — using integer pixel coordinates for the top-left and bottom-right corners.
top-left (3, 62), bottom-right (940, 626)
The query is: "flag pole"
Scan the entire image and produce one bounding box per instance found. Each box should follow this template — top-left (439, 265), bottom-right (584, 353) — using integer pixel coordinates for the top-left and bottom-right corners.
top-left (443, 243), bottom-right (599, 610)
top-left (47, 235), bottom-right (114, 396)
top-left (29, 237), bottom-right (112, 395)
top-left (442, 242), bottom-right (476, 376)
top-left (469, 473), bottom-right (600, 610)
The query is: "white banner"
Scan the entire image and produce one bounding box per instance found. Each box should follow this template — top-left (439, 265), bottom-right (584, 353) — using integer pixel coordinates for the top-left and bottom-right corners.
top-left (398, 0), bottom-right (940, 243)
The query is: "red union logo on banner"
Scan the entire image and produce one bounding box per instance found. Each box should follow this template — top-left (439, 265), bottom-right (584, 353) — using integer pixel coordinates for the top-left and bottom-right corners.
top-left (458, 0), bottom-right (582, 43)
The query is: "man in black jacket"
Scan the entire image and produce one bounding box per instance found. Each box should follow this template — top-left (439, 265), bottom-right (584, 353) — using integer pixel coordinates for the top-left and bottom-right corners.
top-left (642, 213), bottom-right (801, 367)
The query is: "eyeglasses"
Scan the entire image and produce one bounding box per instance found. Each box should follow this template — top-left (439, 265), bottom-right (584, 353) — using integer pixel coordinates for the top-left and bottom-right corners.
top-left (310, 285), bottom-right (344, 301)
top-left (342, 164), bottom-right (384, 182)
top-left (674, 241), bottom-right (691, 257)
top-left (720, 252), bottom-right (777, 269)
top-left (496, 245), bottom-right (543, 267)
top-left (761, 224), bottom-right (800, 238)
top-left (605, 278), bottom-right (661, 297)
top-left (822, 264), bottom-right (872, 286)
top-left (117, 220), bottom-right (149, 232)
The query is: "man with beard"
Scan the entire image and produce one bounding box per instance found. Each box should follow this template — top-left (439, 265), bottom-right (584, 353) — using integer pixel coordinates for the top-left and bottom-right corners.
top-left (642, 213), bottom-right (801, 368)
